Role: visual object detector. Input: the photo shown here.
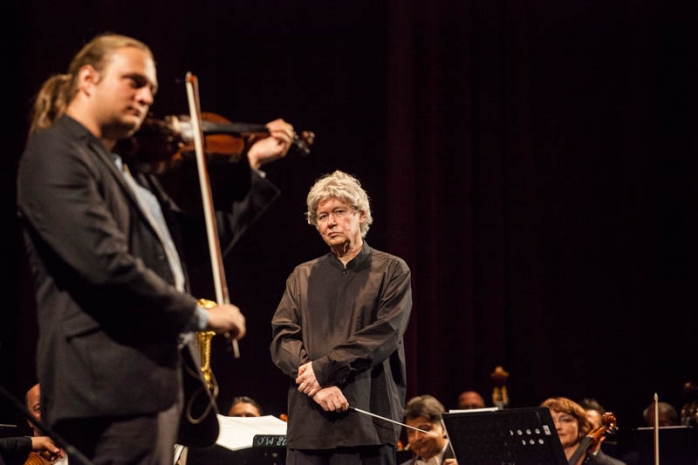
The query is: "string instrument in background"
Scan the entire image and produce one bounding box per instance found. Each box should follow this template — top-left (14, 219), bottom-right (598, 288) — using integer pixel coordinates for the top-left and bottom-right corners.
top-left (567, 412), bottom-right (618, 465)
top-left (490, 365), bottom-right (510, 409)
top-left (23, 447), bottom-right (66, 465)
top-left (24, 452), bottom-right (49, 465)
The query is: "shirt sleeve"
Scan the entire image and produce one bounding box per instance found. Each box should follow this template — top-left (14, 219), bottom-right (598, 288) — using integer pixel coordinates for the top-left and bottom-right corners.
top-left (182, 304), bottom-right (210, 332)
top-left (0, 436), bottom-right (32, 465)
top-left (270, 270), bottom-right (310, 379)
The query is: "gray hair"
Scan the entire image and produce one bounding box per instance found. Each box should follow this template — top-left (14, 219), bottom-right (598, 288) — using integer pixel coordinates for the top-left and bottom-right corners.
top-left (306, 170), bottom-right (373, 237)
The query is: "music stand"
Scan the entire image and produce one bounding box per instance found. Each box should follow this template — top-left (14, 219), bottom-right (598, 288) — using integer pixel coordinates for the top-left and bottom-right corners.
top-left (631, 426), bottom-right (697, 465)
top-left (442, 407), bottom-right (568, 465)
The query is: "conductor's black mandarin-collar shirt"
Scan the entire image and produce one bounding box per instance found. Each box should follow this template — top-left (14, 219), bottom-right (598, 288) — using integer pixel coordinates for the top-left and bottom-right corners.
top-left (271, 242), bottom-right (412, 450)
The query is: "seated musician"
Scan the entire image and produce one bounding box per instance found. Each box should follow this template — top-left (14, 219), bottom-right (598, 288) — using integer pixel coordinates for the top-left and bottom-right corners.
top-left (401, 395), bottom-right (457, 465)
top-left (541, 397), bottom-right (626, 465)
top-left (23, 383), bottom-right (67, 465)
top-left (0, 436), bottom-right (64, 465)
top-left (456, 391), bottom-right (486, 410)
top-left (227, 396), bottom-right (263, 417)
top-left (642, 401), bottom-right (679, 427)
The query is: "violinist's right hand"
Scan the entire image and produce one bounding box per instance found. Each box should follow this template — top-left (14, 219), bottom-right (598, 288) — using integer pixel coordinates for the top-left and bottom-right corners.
top-left (205, 304), bottom-right (246, 339)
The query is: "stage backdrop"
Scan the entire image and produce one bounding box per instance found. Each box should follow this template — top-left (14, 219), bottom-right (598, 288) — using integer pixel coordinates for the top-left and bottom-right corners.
top-left (1, 0), bottom-right (696, 453)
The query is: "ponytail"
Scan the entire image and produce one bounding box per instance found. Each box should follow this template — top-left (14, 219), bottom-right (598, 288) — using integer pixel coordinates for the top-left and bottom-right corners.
top-left (29, 73), bottom-right (72, 136)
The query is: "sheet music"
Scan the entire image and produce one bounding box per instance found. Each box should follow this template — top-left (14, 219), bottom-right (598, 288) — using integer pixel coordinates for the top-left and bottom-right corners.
top-left (448, 407), bottom-right (499, 413)
top-left (215, 415), bottom-right (288, 451)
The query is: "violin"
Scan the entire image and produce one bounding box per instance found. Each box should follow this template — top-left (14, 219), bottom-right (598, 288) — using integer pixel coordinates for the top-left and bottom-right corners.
top-left (120, 111), bottom-right (315, 173)
top-left (568, 412), bottom-right (618, 465)
top-left (24, 452), bottom-right (48, 465)
top-left (24, 448), bottom-right (63, 465)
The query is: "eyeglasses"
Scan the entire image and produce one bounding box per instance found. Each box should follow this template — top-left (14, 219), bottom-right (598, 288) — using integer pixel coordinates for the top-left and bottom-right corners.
top-left (317, 208), bottom-right (354, 223)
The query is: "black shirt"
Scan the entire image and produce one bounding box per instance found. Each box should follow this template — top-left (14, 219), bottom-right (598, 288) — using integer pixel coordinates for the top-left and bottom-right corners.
top-left (271, 242), bottom-right (412, 449)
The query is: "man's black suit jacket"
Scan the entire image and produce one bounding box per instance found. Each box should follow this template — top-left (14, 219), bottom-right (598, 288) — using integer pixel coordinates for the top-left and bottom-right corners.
top-left (16, 115), bottom-right (279, 445)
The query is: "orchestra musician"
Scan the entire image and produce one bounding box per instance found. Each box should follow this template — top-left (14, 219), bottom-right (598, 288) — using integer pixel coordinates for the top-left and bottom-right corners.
top-left (541, 397), bottom-right (626, 465)
top-left (456, 391), bottom-right (486, 410)
top-left (25, 384), bottom-right (44, 438)
top-left (227, 396), bottom-right (263, 417)
top-left (24, 383), bottom-right (67, 465)
top-left (0, 436), bottom-right (64, 465)
top-left (270, 170), bottom-right (413, 465)
top-left (401, 395), bottom-right (457, 465)
top-left (642, 401), bottom-right (679, 427)
top-left (16, 33), bottom-right (294, 465)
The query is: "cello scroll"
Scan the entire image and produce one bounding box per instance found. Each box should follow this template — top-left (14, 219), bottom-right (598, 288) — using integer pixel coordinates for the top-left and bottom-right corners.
top-left (568, 412), bottom-right (618, 465)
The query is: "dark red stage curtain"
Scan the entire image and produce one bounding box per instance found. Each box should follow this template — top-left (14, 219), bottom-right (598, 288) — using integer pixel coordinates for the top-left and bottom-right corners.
top-left (385, 0), bottom-right (698, 430)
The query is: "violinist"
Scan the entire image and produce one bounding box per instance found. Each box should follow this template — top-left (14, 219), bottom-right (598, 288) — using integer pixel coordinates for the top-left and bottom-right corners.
top-left (0, 436), bottom-right (64, 465)
top-left (24, 384), bottom-right (67, 465)
top-left (25, 384), bottom-right (43, 438)
top-left (541, 397), bottom-right (626, 465)
top-left (17, 33), bottom-right (294, 465)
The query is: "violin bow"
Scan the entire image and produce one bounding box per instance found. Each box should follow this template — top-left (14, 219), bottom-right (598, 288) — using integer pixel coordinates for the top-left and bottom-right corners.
top-left (184, 72), bottom-right (240, 358)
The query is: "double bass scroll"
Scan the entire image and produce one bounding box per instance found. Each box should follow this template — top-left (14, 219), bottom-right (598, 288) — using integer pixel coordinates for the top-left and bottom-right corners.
top-left (491, 365), bottom-right (509, 410)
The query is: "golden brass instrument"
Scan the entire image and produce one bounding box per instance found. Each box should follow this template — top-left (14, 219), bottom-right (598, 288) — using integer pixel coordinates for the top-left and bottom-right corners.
top-left (180, 299), bottom-right (219, 427)
top-left (196, 298), bottom-right (217, 389)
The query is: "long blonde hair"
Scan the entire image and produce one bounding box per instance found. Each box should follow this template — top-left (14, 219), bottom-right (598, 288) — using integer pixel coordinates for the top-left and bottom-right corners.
top-left (29, 33), bottom-right (152, 136)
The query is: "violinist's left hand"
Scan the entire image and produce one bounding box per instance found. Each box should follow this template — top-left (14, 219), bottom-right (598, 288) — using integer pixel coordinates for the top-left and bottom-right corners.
top-left (247, 118), bottom-right (295, 170)
top-left (296, 361), bottom-right (321, 397)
